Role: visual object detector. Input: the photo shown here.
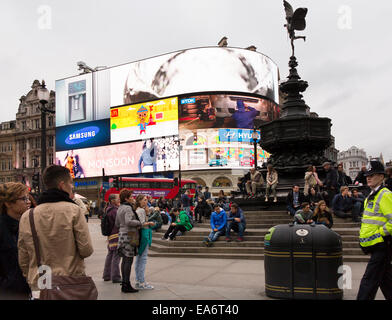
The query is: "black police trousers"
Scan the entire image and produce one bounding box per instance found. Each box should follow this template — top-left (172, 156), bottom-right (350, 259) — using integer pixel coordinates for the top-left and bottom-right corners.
top-left (357, 240), bottom-right (392, 300)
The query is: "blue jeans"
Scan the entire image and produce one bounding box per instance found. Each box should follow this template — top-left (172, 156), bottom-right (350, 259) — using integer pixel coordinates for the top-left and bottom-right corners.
top-left (208, 228), bottom-right (226, 242)
top-left (183, 206), bottom-right (191, 215)
top-left (135, 246), bottom-right (149, 283)
top-left (351, 202), bottom-right (363, 221)
top-left (226, 222), bottom-right (245, 238)
top-left (287, 205), bottom-right (300, 216)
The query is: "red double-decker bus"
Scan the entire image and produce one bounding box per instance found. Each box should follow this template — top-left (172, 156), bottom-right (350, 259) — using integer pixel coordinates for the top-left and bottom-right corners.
top-left (103, 177), bottom-right (197, 202)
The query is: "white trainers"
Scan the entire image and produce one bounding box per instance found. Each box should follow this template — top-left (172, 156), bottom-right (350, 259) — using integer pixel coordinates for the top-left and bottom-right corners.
top-left (137, 282), bottom-right (154, 290)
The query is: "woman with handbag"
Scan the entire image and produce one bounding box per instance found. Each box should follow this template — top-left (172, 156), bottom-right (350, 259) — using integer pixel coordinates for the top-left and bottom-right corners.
top-left (115, 189), bottom-right (141, 293)
top-left (134, 195), bottom-right (155, 290)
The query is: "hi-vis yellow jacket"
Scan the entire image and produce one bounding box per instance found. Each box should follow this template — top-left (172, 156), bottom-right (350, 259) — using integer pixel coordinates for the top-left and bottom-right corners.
top-left (359, 187), bottom-right (392, 247)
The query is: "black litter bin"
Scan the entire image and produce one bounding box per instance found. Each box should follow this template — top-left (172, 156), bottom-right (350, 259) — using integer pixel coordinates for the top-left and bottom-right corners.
top-left (264, 224), bottom-right (343, 300)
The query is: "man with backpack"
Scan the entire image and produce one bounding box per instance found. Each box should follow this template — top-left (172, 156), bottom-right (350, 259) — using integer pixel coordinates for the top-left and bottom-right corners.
top-left (102, 194), bottom-right (122, 283)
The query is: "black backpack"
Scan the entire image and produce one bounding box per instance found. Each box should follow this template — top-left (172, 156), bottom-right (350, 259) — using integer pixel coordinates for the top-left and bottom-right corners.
top-left (101, 209), bottom-right (111, 236)
top-left (161, 212), bottom-right (169, 225)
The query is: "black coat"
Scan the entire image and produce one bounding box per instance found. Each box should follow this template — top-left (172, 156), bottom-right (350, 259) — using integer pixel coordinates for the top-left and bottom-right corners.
top-left (194, 199), bottom-right (212, 217)
top-left (286, 190), bottom-right (306, 207)
top-left (0, 213), bottom-right (31, 298)
top-left (354, 171), bottom-right (367, 186)
top-left (323, 168), bottom-right (338, 191)
top-left (337, 171), bottom-right (352, 187)
top-left (385, 178), bottom-right (392, 192)
top-left (306, 192), bottom-right (323, 206)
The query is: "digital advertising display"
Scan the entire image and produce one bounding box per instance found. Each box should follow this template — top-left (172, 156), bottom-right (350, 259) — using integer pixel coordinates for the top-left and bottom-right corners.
top-left (179, 93), bottom-right (279, 130)
top-left (55, 119), bottom-right (110, 152)
top-left (56, 70), bottom-right (111, 127)
top-left (110, 47), bottom-right (279, 106)
top-left (179, 128), bottom-right (269, 171)
top-left (55, 47), bottom-right (280, 176)
top-left (110, 97), bottom-right (178, 143)
top-left (55, 137), bottom-right (179, 178)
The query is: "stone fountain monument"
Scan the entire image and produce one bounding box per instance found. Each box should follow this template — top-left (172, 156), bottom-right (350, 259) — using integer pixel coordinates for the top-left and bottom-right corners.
top-left (259, 1), bottom-right (333, 183)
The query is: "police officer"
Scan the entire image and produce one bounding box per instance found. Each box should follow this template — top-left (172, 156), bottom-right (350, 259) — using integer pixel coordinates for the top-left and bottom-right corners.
top-left (357, 161), bottom-right (392, 300)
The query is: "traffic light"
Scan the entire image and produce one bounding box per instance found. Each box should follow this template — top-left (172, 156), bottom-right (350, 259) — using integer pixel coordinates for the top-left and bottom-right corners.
top-left (32, 173), bottom-right (40, 189)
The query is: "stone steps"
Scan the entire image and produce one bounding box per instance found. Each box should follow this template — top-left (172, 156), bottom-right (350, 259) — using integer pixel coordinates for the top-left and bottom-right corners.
top-left (153, 238), bottom-right (361, 249)
top-left (192, 222), bottom-right (361, 229)
top-left (149, 209), bottom-right (367, 262)
top-left (152, 232), bottom-right (359, 241)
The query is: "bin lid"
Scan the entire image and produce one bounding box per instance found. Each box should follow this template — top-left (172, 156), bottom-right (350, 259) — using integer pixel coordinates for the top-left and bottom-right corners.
top-left (265, 224), bottom-right (342, 250)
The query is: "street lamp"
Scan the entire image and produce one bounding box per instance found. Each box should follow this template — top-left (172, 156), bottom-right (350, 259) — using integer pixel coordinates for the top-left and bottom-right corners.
top-left (252, 126), bottom-right (259, 169)
top-left (37, 80), bottom-right (51, 178)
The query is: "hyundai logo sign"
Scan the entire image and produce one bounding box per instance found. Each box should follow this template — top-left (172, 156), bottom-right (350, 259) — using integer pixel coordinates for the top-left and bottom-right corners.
top-left (65, 126), bottom-right (100, 145)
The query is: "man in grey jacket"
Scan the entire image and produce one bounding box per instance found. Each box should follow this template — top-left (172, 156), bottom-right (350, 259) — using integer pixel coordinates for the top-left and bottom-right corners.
top-left (293, 202), bottom-right (314, 225)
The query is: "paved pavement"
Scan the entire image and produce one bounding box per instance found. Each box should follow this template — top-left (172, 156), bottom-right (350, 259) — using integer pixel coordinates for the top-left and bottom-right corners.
top-left (85, 219), bottom-right (385, 300)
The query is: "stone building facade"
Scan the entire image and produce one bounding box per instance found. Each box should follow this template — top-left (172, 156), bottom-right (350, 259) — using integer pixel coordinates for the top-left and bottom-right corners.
top-left (1, 80), bottom-right (56, 187)
top-left (0, 120), bottom-right (16, 184)
top-left (337, 146), bottom-right (368, 181)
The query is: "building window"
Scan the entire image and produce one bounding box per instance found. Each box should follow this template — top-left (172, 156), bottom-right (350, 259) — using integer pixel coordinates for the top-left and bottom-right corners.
top-left (35, 137), bottom-right (41, 149)
top-left (48, 136), bottom-right (54, 147)
top-left (212, 177), bottom-right (232, 188)
top-left (22, 157), bottom-right (26, 169)
top-left (22, 121), bottom-right (26, 131)
top-left (191, 177), bottom-right (207, 187)
top-left (8, 143), bottom-right (12, 152)
top-left (21, 140), bottom-right (26, 151)
top-left (48, 152), bottom-right (54, 165)
top-left (48, 116), bottom-right (53, 127)
top-left (8, 160), bottom-right (12, 170)
top-left (1, 161), bottom-right (6, 171)
top-left (35, 119), bottom-right (40, 129)
top-left (32, 157), bottom-right (39, 168)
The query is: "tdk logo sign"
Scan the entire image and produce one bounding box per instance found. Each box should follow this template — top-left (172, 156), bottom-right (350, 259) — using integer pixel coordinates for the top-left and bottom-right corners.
top-left (65, 126), bottom-right (99, 145)
top-left (181, 98), bottom-right (196, 104)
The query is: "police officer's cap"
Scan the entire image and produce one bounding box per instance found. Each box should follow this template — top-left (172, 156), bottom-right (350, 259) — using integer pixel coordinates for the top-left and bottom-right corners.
top-left (364, 161), bottom-right (386, 177)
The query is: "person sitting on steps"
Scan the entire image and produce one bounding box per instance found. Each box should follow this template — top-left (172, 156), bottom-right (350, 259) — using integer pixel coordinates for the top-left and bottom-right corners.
top-left (286, 184), bottom-right (306, 216)
top-left (265, 164), bottom-right (278, 203)
top-left (225, 203), bottom-right (246, 242)
top-left (161, 208), bottom-right (193, 241)
top-left (203, 204), bottom-right (227, 247)
top-left (245, 168), bottom-right (264, 199)
top-left (293, 202), bottom-right (314, 225)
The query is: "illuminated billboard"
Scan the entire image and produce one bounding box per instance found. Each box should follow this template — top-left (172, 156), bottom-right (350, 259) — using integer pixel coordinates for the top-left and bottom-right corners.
top-left (110, 97), bottom-right (178, 143)
top-left (179, 128), bottom-right (269, 171)
top-left (55, 119), bottom-right (110, 151)
top-left (179, 93), bottom-right (279, 130)
top-left (110, 48), bottom-right (279, 107)
top-left (55, 70), bottom-right (112, 127)
top-left (55, 137), bottom-right (179, 178)
top-left (54, 47), bottom-right (280, 175)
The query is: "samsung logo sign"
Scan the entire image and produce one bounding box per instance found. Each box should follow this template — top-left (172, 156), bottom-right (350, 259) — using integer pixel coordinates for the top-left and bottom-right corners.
top-left (65, 126), bottom-right (100, 145)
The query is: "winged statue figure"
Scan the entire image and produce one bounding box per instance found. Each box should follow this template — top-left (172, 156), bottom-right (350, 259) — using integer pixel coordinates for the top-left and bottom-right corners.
top-left (283, 0), bottom-right (308, 56)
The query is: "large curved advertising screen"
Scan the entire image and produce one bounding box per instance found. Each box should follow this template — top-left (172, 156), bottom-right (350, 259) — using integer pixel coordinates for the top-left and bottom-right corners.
top-left (55, 47), bottom-right (280, 177)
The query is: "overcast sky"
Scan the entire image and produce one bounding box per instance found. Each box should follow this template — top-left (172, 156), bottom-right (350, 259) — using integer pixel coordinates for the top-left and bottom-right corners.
top-left (1, 0), bottom-right (391, 161)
